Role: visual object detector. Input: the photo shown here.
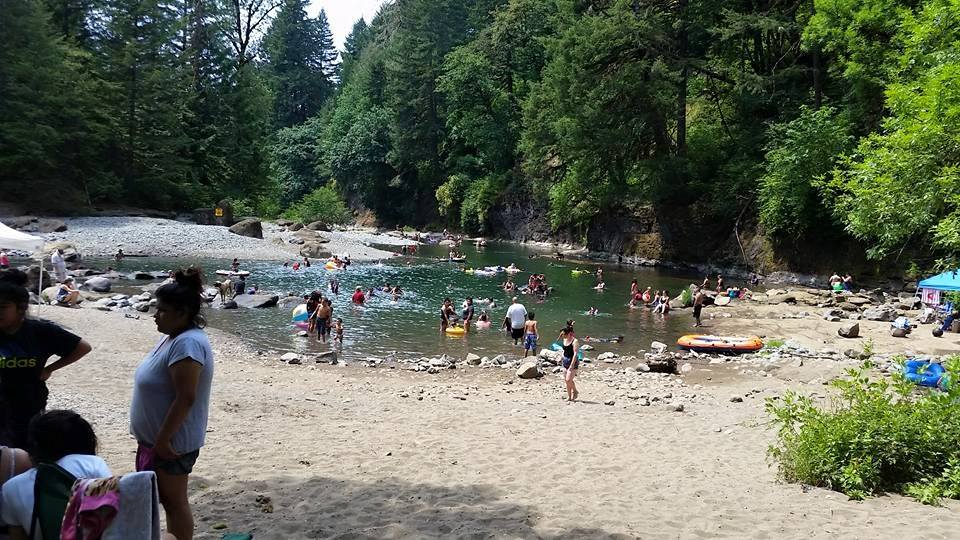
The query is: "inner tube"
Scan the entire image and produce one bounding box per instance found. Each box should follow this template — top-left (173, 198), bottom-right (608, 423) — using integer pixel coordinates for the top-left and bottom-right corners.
top-left (294, 321), bottom-right (309, 330)
top-left (676, 335), bottom-right (762, 353)
top-left (324, 262), bottom-right (340, 270)
top-left (445, 326), bottom-right (466, 336)
top-left (215, 270), bottom-right (250, 277)
top-left (903, 360), bottom-right (947, 388)
top-left (475, 321), bottom-right (491, 329)
top-left (571, 270), bottom-right (586, 276)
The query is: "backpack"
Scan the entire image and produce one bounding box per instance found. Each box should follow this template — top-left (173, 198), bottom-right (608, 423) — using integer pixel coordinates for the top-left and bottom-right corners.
top-left (29, 463), bottom-right (77, 540)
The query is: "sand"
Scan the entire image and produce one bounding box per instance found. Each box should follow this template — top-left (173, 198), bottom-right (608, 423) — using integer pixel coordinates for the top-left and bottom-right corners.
top-left (32, 305), bottom-right (958, 540)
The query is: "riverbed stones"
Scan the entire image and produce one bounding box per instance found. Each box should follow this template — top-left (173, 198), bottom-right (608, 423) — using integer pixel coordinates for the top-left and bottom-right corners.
top-left (863, 305), bottom-right (896, 321)
top-left (492, 354), bottom-right (506, 365)
top-left (317, 351), bottom-right (337, 363)
top-left (233, 294), bottom-right (279, 308)
top-left (516, 361), bottom-right (542, 379)
top-left (306, 221), bottom-right (330, 232)
top-left (133, 302), bottom-right (150, 312)
top-left (465, 353), bottom-right (482, 365)
top-left (280, 352), bottom-right (299, 363)
top-left (228, 218), bottom-right (263, 239)
top-left (650, 341), bottom-right (667, 354)
top-left (838, 322), bottom-right (860, 338)
top-left (730, 395), bottom-right (743, 403)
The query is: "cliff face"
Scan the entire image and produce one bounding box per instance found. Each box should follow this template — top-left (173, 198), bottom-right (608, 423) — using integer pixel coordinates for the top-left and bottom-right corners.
top-left (488, 199), bottom-right (879, 276)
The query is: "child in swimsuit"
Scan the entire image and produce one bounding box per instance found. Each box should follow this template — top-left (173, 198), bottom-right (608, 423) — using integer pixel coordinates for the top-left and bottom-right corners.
top-left (334, 319), bottom-right (344, 344)
top-left (523, 312), bottom-right (538, 358)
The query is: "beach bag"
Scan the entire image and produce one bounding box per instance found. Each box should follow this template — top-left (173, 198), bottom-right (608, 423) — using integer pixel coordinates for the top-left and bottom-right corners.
top-left (30, 463), bottom-right (78, 540)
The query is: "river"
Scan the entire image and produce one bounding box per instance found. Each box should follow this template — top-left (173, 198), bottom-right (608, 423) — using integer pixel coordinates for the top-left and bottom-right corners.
top-left (103, 242), bottom-right (707, 361)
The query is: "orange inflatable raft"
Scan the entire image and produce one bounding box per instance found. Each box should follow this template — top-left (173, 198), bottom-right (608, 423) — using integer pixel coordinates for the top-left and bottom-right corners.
top-left (676, 334), bottom-right (763, 353)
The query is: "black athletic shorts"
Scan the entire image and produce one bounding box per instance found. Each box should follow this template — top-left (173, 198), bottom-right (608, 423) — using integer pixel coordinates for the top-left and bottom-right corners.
top-left (511, 327), bottom-right (524, 340)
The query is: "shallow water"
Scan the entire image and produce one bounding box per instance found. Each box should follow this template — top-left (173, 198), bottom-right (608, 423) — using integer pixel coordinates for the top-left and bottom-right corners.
top-left (100, 242), bottom-right (712, 361)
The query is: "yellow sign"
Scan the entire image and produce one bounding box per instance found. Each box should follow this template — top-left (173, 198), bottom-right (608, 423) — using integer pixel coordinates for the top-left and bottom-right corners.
top-left (214, 207), bottom-right (224, 217)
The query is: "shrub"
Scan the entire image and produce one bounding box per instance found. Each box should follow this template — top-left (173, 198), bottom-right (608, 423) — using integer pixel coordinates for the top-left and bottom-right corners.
top-left (282, 185), bottom-right (352, 225)
top-left (767, 357), bottom-right (960, 504)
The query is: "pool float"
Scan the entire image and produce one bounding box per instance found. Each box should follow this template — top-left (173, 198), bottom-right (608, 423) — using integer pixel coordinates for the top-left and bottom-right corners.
top-left (445, 326), bottom-right (466, 336)
top-left (676, 335), bottom-right (762, 353)
top-left (464, 268), bottom-right (475, 274)
top-left (571, 270), bottom-right (587, 276)
top-left (294, 321), bottom-right (309, 330)
top-left (324, 262), bottom-right (343, 270)
top-left (505, 267), bottom-right (521, 274)
top-left (550, 341), bottom-right (584, 361)
top-left (291, 304), bottom-right (310, 322)
top-left (475, 320), bottom-right (491, 329)
top-left (473, 269), bottom-right (496, 277)
top-left (215, 270), bottom-right (251, 277)
top-left (902, 360), bottom-right (949, 389)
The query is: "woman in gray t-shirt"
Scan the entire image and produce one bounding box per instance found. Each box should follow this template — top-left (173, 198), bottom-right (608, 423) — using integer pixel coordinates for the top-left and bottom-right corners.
top-left (130, 268), bottom-right (213, 540)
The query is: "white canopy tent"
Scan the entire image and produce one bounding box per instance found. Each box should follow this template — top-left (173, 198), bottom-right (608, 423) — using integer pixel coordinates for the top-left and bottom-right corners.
top-left (0, 221), bottom-right (47, 303)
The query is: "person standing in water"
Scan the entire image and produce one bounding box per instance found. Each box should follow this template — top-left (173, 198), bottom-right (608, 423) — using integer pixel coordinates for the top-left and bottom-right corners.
top-left (329, 277), bottom-right (340, 296)
top-left (50, 249), bottom-right (68, 282)
top-left (693, 287), bottom-right (704, 327)
top-left (715, 274), bottom-right (724, 294)
top-left (560, 327), bottom-right (579, 401)
top-left (440, 298), bottom-right (454, 332)
top-left (630, 279), bottom-right (639, 298)
top-left (462, 297), bottom-right (475, 332)
top-left (0, 269), bottom-right (92, 446)
top-left (523, 312), bottom-right (538, 358)
top-left (505, 297), bottom-right (528, 346)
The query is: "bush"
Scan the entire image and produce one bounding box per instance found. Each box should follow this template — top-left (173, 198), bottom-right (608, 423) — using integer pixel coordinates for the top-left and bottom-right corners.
top-left (767, 357), bottom-right (960, 504)
top-left (282, 185), bottom-right (352, 225)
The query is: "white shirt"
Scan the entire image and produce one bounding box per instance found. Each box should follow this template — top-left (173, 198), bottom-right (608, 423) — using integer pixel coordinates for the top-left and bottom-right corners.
top-left (1, 454), bottom-right (111, 537)
top-left (506, 303), bottom-right (527, 329)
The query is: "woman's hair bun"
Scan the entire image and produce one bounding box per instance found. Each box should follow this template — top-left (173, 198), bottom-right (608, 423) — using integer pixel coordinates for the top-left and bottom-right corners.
top-left (0, 268), bottom-right (28, 287)
top-left (173, 266), bottom-right (203, 293)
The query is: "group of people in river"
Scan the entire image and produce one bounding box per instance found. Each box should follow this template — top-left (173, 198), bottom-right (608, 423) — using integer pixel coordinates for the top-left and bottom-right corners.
top-left (627, 280), bottom-right (672, 314)
top-left (0, 266), bottom-right (214, 539)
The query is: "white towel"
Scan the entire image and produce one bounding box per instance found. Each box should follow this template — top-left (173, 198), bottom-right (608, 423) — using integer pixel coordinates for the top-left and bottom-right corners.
top-left (102, 471), bottom-right (161, 540)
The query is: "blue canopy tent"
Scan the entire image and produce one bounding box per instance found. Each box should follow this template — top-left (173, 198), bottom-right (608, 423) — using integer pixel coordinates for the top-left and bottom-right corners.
top-left (918, 270), bottom-right (960, 291)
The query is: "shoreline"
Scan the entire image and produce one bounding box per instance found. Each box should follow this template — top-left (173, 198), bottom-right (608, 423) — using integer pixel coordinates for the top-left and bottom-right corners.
top-left (36, 304), bottom-right (958, 539)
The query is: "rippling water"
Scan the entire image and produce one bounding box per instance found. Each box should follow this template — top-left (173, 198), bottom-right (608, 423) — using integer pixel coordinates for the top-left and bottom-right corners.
top-left (102, 242), bottom-right (709, 361)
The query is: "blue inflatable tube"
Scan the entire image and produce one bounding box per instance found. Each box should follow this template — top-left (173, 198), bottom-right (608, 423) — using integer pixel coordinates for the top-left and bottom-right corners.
top-left (903, 360), bottom-right (946, 388)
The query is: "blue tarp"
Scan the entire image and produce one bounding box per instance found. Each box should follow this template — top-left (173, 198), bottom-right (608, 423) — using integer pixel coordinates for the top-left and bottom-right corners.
top-left (919, 270), bottom-right (960, 292)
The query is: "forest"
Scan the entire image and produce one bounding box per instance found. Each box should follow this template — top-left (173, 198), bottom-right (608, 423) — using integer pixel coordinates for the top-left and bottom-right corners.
top-left (2, 0), bottom-right (959, 268)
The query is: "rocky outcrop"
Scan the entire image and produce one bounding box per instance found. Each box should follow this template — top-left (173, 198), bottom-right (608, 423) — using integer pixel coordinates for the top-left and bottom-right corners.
top-left (82, 276), bottom-right (111, 293)
top-left (228, 218), bottom-right (263, 239)
top-left (306, 221), bottom-right (330, 232)
top-left (299, 243), bottom-right (331, 259)
top-left (193, 199), bottom-right (235, 226)
top-left (9, 216), bottom-right (67, 233)
top-left (233, 294), bottom-right (279, 308)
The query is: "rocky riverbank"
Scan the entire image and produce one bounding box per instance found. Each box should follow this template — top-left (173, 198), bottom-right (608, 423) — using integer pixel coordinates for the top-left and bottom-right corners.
top-left (30, 216), bottom-right (410, 262)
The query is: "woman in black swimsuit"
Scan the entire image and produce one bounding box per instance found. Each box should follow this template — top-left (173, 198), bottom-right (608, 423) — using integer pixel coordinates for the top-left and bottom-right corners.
top-left (560, 326), bottom-right (579, 401)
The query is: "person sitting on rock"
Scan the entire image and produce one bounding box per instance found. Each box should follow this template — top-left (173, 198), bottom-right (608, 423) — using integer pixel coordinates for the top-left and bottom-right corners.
top-left (55, 277), bottom-right (81, 307)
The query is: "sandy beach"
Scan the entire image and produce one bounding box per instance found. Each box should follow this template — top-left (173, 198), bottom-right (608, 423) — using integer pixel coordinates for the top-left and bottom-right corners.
top-left (36, 305), bottom-right (958, 539)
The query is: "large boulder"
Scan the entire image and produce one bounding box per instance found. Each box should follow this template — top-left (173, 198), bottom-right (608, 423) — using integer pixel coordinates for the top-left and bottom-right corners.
top-left (516, 361), bottom-right (542, 379)
top-left (228, 218), bottom-right (263, 239)
top-left (39, 286), bottom-right (60, 304)
top-left (288, 222), bottom-right (304, 232)
top-left (863, 305), bottom-right (896, 322)
top-left (306, 221), bottom-right (330, 232)
top-left (24, 265), bottom-right (53, 291)
top-left (292, 229), bottom-right (329, 243)
top-left (82, 276), bottom-right (112, 293)
top-left (838, 322), bottom-right (860, 338)
top-left (9, 216), bottom-right (67, 233)
top-left (193, 199), bottom-right (235, 226)
top-left (233, 294), bottom-right (279, 308)
top-left (299, 243), bottom-right (331, 259)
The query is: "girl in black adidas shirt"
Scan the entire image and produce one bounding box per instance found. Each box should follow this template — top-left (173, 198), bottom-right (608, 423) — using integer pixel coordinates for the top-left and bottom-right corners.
top-left (0, 270), bottom-right (91, 446)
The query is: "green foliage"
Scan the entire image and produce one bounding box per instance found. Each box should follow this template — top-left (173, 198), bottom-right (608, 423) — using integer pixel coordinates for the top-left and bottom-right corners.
top-left (271, 118), bottom-right (325, 205)
top-left (764, 338), bottom-right (786, 349)
top-left (820, 0), bottom-right (960, 259)
top-left (282, 185), bottom-right (352, 225)
top-left (759, 107), bottom-right (852, 238)
top-left (767, 357), bottom-right (960, 504)
top-left (680, 288), bottom-right (693, 307)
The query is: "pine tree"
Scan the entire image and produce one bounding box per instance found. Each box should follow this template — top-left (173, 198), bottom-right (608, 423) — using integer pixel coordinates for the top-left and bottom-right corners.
top-left (263, 0), bottom-right (335, 127)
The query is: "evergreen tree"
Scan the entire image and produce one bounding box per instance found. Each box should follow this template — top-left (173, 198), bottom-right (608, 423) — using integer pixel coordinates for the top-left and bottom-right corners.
top-left (263, 0), bottom-right (336, 127)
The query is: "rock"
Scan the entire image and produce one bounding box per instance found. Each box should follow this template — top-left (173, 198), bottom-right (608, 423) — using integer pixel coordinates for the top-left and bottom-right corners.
top-left (846, 296), bottom-right (872, 306)
top-left (767, 294), bottom-right (796, 304)
top-left (297, 331), bottom-right (308, 337)
top-left (890, 327), bottom-right (909, 338)
top-left (39, 286), bottom-right (60, 304)
top-left (863, 305), bottom-right (896, 322)
top-left (649, 356), bottom-right (679, 374)
top-left (634, 362), bottom-right (650, 372)
top-left (492, 354), bottom-right (506, 365)
top-left (838, 322), bottom-right (860, 338)
top-left (516, 361), bottom-right (542, 379)
top-left (317, 351), bottom-right (337, 363)
top-left (133, 302), bottom-right (150, 313)
top-left (129, 271), bottom-right (155, 280)
top-left (579, 344), bottom-right (594, 351)
top-left (24, 265), bottom-right (54, 291)
top-left (465, 353), bottom-right (482, 365)
top-left (604, 400), bottom-right (615, 406)
top-left (822, 308), bottom-right (844, 320)
top-left (136, 292), bottom-right (151, 301)
top-left (667, 403), bottom-right (685, 412)
top-left (730, 395), bottom-right (743, 403)
top-left (233, 294), bottom-right (279, 308)
top-left (680, 363), bottom-right (693, 374)
top-left (221, 300), bottom-right (238, 310)
top-left (299, 242), bottom-right (332, 259)
top-left (429, 357), bottom-right (451, 368)
top-left (838, 302), bottom-right (859, 312)
top-left (650, 341), bottom-right (667, 354)
top-left (280, 352), bottom-right (300, 363)
top-left (538, 348), bottom-right (562, 365)
top-left (306, 221), bottom-right (330, 232)
top-left (288, 222), bottom-right (304, 231)
top-left (9, 216), bottom-right (67, 233)
top-left (82, 277), bottom-right (111, 293)
top-left (228, 218), bottom-right (263, 239)
top-left (844, 349), bottom-right (860, 359)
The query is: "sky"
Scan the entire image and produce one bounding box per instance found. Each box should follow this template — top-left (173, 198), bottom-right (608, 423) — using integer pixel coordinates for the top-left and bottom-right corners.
top-left (307, 0), bottom-right (390, 50)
